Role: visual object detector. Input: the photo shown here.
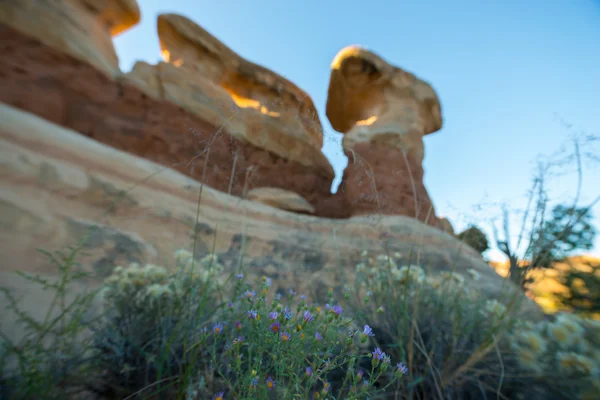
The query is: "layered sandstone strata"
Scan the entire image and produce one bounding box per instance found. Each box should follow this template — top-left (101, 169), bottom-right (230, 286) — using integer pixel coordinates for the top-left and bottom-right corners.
top-left (0, 104), bottom-right (540, 344)
top-left (0, 12), bottom-right (347, 217)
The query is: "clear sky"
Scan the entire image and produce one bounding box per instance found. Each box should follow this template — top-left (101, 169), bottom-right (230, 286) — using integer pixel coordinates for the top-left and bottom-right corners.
top-left (113, 0), bottom-right (600, 261)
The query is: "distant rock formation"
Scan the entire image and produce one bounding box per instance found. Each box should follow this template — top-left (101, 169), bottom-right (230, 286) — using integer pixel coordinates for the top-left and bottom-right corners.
top-left (0, 1), bottom-right (449, 229)
top-left (327, 45), bottom-right (444, 228)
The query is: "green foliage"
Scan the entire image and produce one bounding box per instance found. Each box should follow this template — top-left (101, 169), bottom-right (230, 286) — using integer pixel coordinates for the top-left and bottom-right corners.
top-left (347, 250), bottom-right (598, 399)
top-left (457, 225), bottom-right (490, 255)
top-left (0, 245), bottom-right (101, 400)
top-left (2, 244), bottom-right (600, 400)
top-left (1, 248), bottom-right (404, 399)
top-left (527, 204), bottom-right (596, 269)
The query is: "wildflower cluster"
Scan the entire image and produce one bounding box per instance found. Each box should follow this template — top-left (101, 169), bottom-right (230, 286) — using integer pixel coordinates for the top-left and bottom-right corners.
top-left (349, 251), bottom-right (543, 398)
top-left (194, 271), bottom-right (406, 399)
top-left (91, 249), bottom-right (407, 398)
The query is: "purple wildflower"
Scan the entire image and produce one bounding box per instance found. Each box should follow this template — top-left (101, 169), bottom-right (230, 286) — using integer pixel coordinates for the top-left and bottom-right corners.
top-left (363, 325), bottom-right (375, 337)
top-left (280, 331), bottom-right (291, 341)
top-left (233, 336), bottom-right (244, 344)
top-left (305, 366), bottom-right (313, 377)
top-left (315, 332), bottom-right (323, 341)
top-left (397, 362), bottom-right (408, 375)
top-left (332, 305), bottom-right (343, 316)
top-left (236, 273), bottom-right (244, 280)
top-left (250, 377), bottom-right (258, 387)
top-left (372, 347), bottom-right (386, 361)
top-left (303, 310), bottom-right (314, 323)
top-left (213, 323), bottom-right (224, 335)
top-left (266, 376), bottom-right (276, 390)
top-left (212, 391), bottom-right (224, 400)
top-left (270, 321), bottom-right (281, 333)
top-left (269, 311), bottom-right (279, 320)
top-left (242, 290), bottom-right (256, 300)
top-left (284, 308), bottom-right (293, 320)
top-left (247, 310), bottom-right (259, 319)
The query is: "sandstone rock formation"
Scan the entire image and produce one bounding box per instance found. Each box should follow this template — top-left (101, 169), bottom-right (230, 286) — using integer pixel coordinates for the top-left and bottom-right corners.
top-left (0, 1), bottom-right (543, 348)
top-left (0, 0), bottom-right (140, 78)
top-left (125, 13), bottom-right (332, 175)
top-left (326, 45), bottom-right (443, 226)
top-left (0, 21), bottom-right (348, 218)
top-left (247, 187), bottom-right (316, 214)
top-left (0, 104), bottom-right (542, 343)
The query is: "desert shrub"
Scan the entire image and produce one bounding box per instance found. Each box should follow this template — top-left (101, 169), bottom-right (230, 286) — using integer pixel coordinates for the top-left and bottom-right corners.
top-left (3, 245), bottom-right (598, 399)
top-left (0, 246), bottom-right (100, 400)
top-left (84, 249), bottom-right (406, 398)
top-left (346, 250), bottom-right (599, 399)
top-left (457, 225), bottom-right (490, 255)
top-left (510, 313), bottom-right (600, 399)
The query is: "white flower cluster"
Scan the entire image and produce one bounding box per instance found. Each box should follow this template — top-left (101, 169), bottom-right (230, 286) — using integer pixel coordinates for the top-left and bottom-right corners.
top-left (174, 249), bottom-right (225, 284)
top-left (511, 311), bottom-right (600, 396)
top-left (101, 251), bottom-right (225, 309)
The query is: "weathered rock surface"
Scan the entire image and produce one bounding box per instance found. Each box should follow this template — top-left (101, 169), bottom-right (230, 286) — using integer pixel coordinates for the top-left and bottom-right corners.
top-left (438, 217), bottom-right (455, 235)
top-left (0, 0), bottom-right (140, 78)
top-left (0, 104), bottom-right (542, 344)
top-left (247, 187), bottom-right (315, 214)
top-left (0, 23), bottom-right (348, 218)
top-left (327, 46), bottom-right (443, 225)
top-left (123, 13), bottom-right (332, 174)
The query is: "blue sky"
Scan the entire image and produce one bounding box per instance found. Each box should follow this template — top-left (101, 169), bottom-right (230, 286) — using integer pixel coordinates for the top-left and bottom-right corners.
top-left (113, 0), bottom-right (600, 261)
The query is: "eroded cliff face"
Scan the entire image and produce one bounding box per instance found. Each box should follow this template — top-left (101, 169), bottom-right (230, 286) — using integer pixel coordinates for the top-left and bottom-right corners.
top-left (0, 21), bottom-right (349, 218)
top-left (0, 3), bottom-right (448, 228)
